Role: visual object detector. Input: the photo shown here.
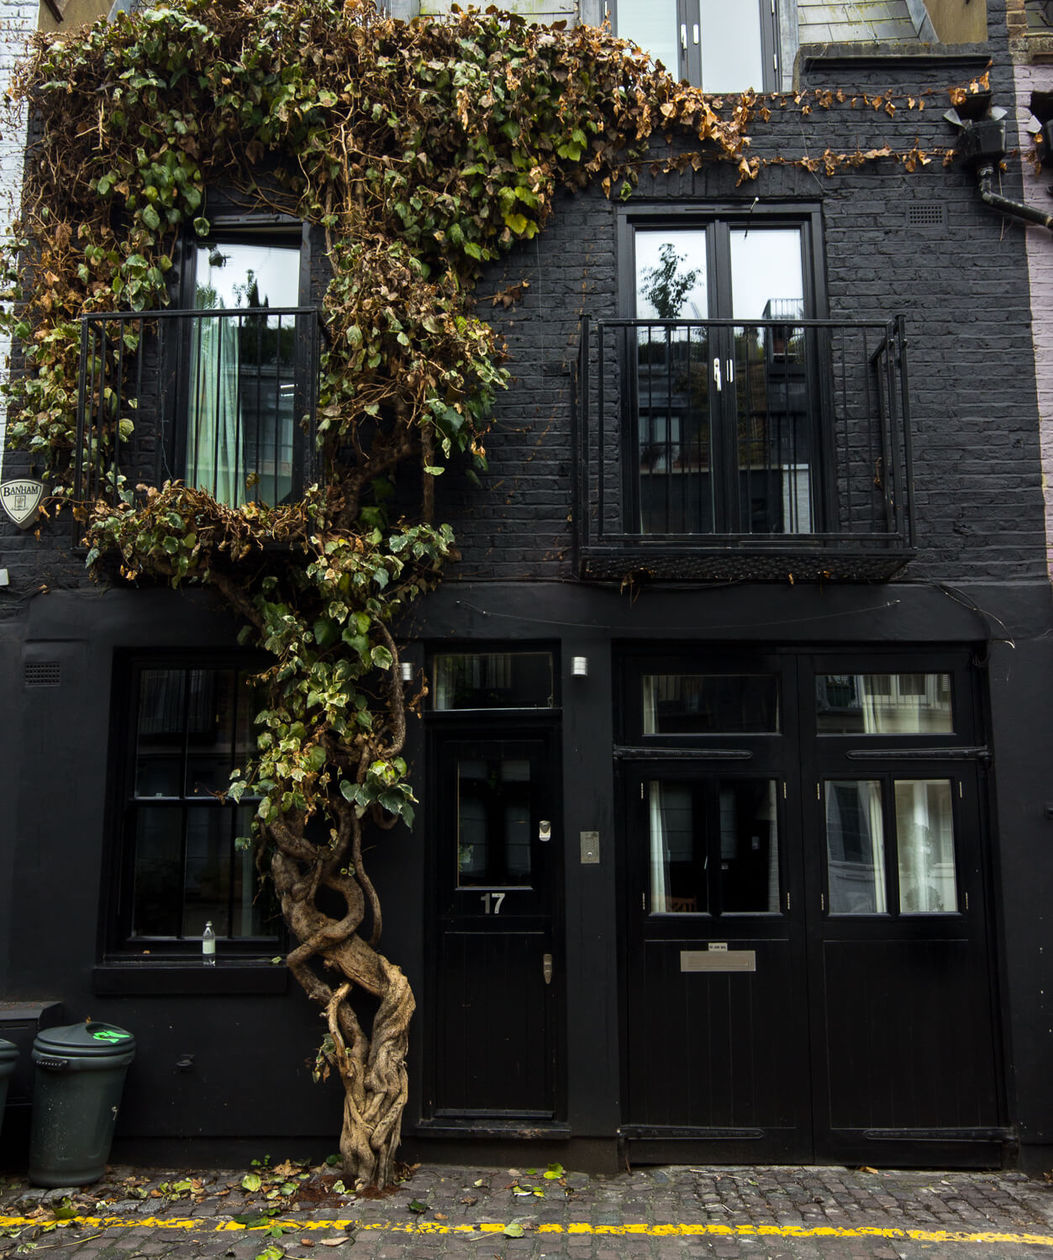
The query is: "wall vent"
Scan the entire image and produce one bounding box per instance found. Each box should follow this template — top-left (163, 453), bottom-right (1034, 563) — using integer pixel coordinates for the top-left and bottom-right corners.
top-left (24, 661), bottom-right (61, 688)
top-left (905, 204), bottom-right (946, 228)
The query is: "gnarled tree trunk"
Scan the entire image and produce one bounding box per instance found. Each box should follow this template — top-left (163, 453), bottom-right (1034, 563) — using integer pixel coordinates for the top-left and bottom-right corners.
top-left (269, 812), bottom-right (415, 1189)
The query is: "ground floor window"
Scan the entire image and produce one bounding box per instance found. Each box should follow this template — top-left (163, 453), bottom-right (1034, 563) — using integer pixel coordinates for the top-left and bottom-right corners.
top-left (110, 658), bottom-right (280, 953)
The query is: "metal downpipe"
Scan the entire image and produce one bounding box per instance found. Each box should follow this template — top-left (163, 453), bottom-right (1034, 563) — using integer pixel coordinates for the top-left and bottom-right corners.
top-left (977, 164), bottom-right (1053, 233)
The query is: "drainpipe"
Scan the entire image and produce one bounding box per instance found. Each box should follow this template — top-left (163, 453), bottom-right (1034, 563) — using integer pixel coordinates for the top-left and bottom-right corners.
top-left (977, 164), bottom-right (1053, 233)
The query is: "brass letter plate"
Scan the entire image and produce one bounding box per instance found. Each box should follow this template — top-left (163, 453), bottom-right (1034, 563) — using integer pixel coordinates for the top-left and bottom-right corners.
top-left (680, 949), bottom-right (756, 973)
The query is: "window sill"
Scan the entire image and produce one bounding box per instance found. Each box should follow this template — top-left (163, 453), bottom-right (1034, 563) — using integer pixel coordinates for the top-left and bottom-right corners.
top-left (92, 961), bottom-right (289, 997)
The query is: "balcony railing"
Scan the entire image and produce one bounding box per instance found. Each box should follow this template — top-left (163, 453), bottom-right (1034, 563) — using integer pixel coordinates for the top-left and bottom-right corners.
top-left (574, 316), bottom-right (914, 581)
top-left (75, 306), bottom-right (321, 511)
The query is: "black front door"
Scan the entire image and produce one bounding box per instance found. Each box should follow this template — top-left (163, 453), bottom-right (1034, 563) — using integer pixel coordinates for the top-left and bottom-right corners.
top-left (427, 726), bottom-right (563, 1124)
top-left (620, 651), bottom-right (1005, 1166)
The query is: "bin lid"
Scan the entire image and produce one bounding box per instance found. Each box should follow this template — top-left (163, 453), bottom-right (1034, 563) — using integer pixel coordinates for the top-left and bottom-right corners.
top-left (33, 1021), bottom-right (135, 1058)
top-left (0, 1039), bottom-right (17, 1062)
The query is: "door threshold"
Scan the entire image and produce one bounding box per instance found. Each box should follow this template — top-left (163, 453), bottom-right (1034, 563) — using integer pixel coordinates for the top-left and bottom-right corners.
top-left (620, 1125), bottom-right (766, 1140)
top-left (416, 1118), bottom-right (572, 1139)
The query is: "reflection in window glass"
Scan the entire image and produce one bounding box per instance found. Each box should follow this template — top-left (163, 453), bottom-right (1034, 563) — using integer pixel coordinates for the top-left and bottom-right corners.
top-left (131, 808), bottom-right (183, 937)
top-left (456, 756), bottom-right (534, 888)
top-left (728, 227), bottom-right (812, 535)
top-left (617, 0), bottom-right (680, 76)
top-left (700, 0), bottom-right (763, 92)
top-left (817, 674), bottom-right (953, 734)
top-left (647, 781), bottom-right (704, 913)
top-left (194, 242), bottom-right (300, 311)
top-left (647, 778), bottom-right (780, 913)
top-left (434, 652), bottom-right (554, 710)
top-left (719, 780), bottom-right (780, 913)
top-left (643, 673), bottom-right (779, 734)
top-left (825, 780), bottom-right (887, 914)
top-left (635, 230), bottom-right (708, 320)
top-left (188, 240), bottom-right (302, 508)
top-left (633, 228), bottom-right (712, 534)
top-left (185, 671), bottom-right (255, 796)
top-left (128, 665), bottom-right (277, 943)
top-left (135, 669), bottom-right (188, 797)
top-left (895, 780), bottom-right (958, 914)
top-left (178, 811), bottom-right (267, 942)
top-left (729, 228), bottom-right (803, 321)
top-left (182, 808), bottom-right (234, 936)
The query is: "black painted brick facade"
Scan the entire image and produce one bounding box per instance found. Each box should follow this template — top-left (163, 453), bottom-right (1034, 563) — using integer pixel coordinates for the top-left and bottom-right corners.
top-left (447, 51), bottom-right (1045, 585)
top-left (1, 12), bottom-right (1045, 605)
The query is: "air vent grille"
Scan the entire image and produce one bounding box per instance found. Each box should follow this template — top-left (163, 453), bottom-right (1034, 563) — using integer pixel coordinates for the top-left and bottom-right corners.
top-left (24, 661), bottom-right (61, 688)
top-left (906, 204), bottom-right (946, 228)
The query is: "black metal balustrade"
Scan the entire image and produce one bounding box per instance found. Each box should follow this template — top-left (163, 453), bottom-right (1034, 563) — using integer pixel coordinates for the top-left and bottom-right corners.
top-left (75, 306), bottom-right (321, 512)
top-left (574, 315), bottom-right (914, 580)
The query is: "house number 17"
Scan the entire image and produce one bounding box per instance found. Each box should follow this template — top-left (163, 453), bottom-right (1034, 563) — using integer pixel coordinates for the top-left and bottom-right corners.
top-left (480, 892), bottom-right (506, 915)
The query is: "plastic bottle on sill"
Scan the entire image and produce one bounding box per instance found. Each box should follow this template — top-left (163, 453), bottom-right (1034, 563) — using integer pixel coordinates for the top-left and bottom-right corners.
top-left (202, 921), bottom-right (216, 967)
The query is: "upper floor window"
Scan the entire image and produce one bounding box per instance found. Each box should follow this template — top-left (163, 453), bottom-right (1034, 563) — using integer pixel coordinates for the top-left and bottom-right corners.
top-left (625, 210), bottom-right (815, 537)
top-left (575, 206), bottom-right (914, 579)
top-left (182, 230), bottom-right (307, 507)
top-left (75, 221), bottom-right (321, 513)
top-left (613, 0), bottom-right (778, 92)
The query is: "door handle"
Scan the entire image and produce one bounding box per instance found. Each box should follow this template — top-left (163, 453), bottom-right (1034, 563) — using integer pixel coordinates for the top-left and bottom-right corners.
top-left (542, 953), bottom-right (553, 985)
top-left (713, 358), bottom-right (722, 392)
top-left (680, 22), bottom-right (688, 50)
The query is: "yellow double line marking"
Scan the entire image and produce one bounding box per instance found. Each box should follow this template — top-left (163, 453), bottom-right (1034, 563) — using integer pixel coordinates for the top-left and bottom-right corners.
top-left (3, 1215), bottom-right (1053, 1245)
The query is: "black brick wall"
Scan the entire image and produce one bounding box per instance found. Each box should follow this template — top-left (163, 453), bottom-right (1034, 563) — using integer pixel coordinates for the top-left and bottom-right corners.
top-left (2, 17), bottom-right (1045, 604)
top-left (443, 45), bottom-right (1046, 586)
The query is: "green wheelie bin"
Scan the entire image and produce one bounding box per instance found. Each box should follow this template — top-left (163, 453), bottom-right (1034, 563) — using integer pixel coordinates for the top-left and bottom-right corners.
top-left (28, 1021), bottom-right (135, 1187)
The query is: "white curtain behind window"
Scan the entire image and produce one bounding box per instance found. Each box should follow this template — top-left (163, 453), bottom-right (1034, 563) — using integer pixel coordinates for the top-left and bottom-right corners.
top-left (186, 316), bottom-right (242, 506)
top-left (827, 780), bottom-right (886, 914)
top-left (860, 674), bottom-right (950, 734)
top-left (895, 779), bottom-right (957, 914)
top-left (648, 780), bottom-right (669, 913)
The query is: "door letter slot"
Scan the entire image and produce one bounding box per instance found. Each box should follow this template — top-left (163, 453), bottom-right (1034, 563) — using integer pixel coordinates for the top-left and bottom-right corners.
top-left (680, 949), bottom-right (756, 973)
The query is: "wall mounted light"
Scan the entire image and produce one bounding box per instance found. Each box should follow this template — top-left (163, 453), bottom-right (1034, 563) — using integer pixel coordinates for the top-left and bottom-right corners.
top-left (571, 656), bottom-right (588, 678)
top-left (400, 661), bottom-right (413, 682)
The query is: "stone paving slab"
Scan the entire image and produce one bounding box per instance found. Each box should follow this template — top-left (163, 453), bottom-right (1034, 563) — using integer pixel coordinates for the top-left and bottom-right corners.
top-left (1, 1163), bottom-right (1052, 1258)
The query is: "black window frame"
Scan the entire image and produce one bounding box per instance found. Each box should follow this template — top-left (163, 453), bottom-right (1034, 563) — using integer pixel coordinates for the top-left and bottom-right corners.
top-left (105, 653), bottom-right (282, 959)
top-left (610, 0), bottom-right (779, 92)
top-left (617, 204), bottom-right (826, 328)
top-left (426, 644), bottom-right (562, 714)
top-left (167, 215), bottom-right (318, 507)
top-left (615, 646), bottom-right (989, 927)
top-left (616, 204), bottom-right (829, 539)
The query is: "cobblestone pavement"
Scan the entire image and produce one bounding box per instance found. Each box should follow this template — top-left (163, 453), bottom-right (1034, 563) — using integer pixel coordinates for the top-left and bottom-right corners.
top-left (1, 1162), bottom-right (1052, 1259)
